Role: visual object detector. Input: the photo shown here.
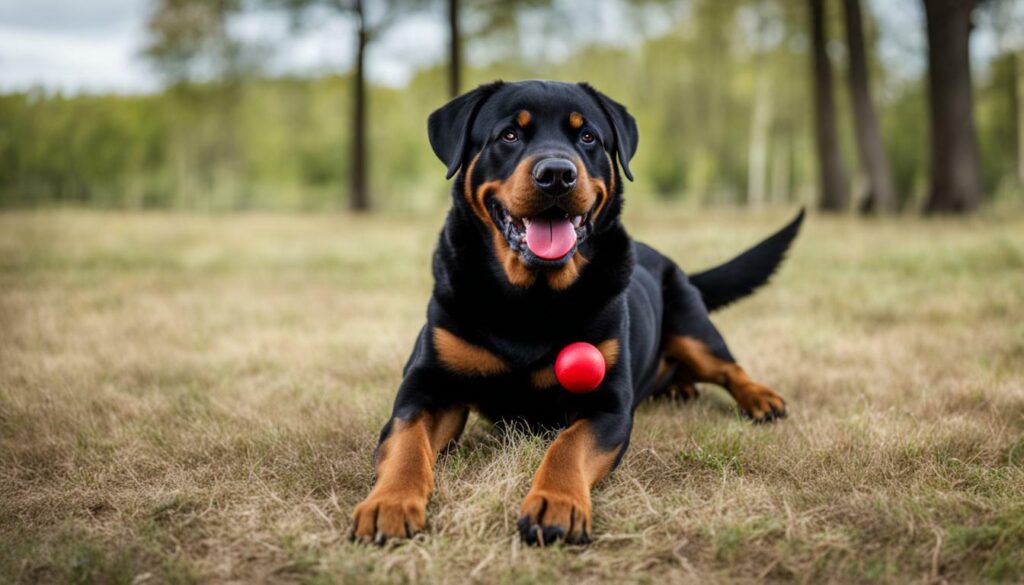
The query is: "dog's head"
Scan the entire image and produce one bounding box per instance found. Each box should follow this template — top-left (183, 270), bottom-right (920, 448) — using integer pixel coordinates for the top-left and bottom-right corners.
top-left (428, 80), bottom-right (638, 289)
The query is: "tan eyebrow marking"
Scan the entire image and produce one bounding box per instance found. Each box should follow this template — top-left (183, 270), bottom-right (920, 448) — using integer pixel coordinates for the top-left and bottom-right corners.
top-left (569, 112), bottom-right (585, 129)
top-left (517, 110), bottom-right (532, 127)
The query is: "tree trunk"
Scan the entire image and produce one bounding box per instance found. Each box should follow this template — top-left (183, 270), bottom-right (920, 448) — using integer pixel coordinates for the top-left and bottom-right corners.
top-left (770, 137), bottom-right (791, 205)
top-left (747, 69), bottom-right (772, 208)
top-left (350, 0), bottom-right (369, 212)
top-left (1017, 52), bottom-right (1024, 186)
top-left (809, 0), bottom-right (850, 212)
top-left (448, 0), bottom-right (461, 98)
top-left (922, 0), bottom-right (982, 214)
top-left (843, 0), bottom-right (896, 214)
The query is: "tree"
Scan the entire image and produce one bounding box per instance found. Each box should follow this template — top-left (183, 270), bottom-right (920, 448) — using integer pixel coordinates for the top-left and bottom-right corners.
top-left (445, 0), bottom-right (556, 99)
top-left (1017, 50), bottom-right (1024, 188)
top-left (447, 0), bottom-right (461, 98)
top-left (275, 0), bottom-right (420, 212)
top-left (143, 0), bottom-right (244, 84)
top-left (922, 0), bottom-right (983, 213)
top-left (985, 0), bottom-right (1024, 188)
top-left (143, 0), bottom-right (252, 209)
top-left (809, 0), bottom-right (850, 212)
top-left (744, 3), bottom-right (771, 208)
top-left (843, 0), bottom-right (896, 213)
top-left (351, 0), bottom-right (369, 212)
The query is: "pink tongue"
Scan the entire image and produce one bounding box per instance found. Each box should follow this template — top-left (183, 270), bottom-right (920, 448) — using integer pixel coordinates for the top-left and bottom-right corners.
top-left (525, 216), bottom-right (577, 260)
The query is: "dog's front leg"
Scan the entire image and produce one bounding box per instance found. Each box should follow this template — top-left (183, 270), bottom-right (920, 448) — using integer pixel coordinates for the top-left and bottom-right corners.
top-left (517, 412), bottom-right (631, 545)
top-left (351, 405), bottom-right (468, 543)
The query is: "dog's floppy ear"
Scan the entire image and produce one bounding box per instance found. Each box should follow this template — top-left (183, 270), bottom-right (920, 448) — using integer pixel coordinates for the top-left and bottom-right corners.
top-left (428, 81), bottom-right (504, 179)
top-left (579, 83), bottom-right (639, 181)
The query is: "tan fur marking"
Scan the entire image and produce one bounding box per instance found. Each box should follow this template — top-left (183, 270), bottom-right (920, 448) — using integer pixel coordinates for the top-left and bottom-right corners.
top-left (530, 337), bottom-right (618, 389)
top-left (656, 357), bottom-right (670, 381)
top-left (465, 153), bottom-right (603, 290)
top-left (463, 153), bottom-right (487, 222)
top-left (352, 408), bottom-right (469, 540)
top-left (663, 336), bottom-right (786, 420)
top-left (584, 151), bottom-right (615, 224)
top-left (471, 158), bottom-right (540, 288)
top-left (494, 229), bottom-right (537, 288)
top-left (517, 110), bottom-right (531, 127)
top-left (544, 251), bottom-right (588, 290)
top-left (532, 420), bottom-right (617, 490)
top-left (426, 408), bottom-right (470, 454)
top-left (531, 366), bottom-right (558, 389)
top-left (569, 112), bottom-right (585, 129)
top-left (433, 326), bottom-right (509, 376)
top-left (664, 337), bottom-right (736, 386)
top-left (485, 157), bottom-right (538, 216)
top-left (596, 338), bottom-right (620, 370)
top-left (604, 149), bottom-right (616, 198)
top-left (519, 420), bottom-right (620, 544)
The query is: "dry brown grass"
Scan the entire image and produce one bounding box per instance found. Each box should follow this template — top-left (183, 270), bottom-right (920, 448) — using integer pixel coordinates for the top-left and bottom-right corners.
top-left (1, 208), bottom-right (1023, 584)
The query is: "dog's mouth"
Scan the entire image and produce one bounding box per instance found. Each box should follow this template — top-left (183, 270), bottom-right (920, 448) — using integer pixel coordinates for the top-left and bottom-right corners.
top-left (489, 201), bottom-right (591, 267)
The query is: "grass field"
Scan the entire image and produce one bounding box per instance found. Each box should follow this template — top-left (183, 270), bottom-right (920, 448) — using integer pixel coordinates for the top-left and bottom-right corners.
top-left (2, 208), bottom-right (1023, 584)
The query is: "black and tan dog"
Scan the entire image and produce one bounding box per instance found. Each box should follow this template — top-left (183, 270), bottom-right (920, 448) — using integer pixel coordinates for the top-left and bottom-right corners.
top-left (351, 80), bottom-right (803, 546)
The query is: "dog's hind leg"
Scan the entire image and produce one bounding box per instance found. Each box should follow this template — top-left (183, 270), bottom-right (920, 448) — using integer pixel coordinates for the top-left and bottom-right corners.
top-left (665, 365), bottom-right (700, 401)
top-left (658, 264), bottom-right (787, 422)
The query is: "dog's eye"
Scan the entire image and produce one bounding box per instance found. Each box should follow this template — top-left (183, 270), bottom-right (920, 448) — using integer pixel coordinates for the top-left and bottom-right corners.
top-left (579, 131), bottom-right (596, 145)
top-left (501, 129), bottom-right (519, 143)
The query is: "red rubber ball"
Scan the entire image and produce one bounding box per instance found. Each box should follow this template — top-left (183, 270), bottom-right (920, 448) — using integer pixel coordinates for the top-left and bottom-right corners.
top-left (555, 342), bottom-right (606, 394)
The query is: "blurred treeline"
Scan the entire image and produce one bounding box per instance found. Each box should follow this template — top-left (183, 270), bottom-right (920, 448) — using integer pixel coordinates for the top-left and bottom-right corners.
top-left (0, 0), bottom-right (1021, 212)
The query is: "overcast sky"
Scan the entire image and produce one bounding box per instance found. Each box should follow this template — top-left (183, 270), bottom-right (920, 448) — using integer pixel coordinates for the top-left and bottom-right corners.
top-left (0, 0), bottom-right (1007, 95)
top-left (0, 0), bottom-right (453, 93)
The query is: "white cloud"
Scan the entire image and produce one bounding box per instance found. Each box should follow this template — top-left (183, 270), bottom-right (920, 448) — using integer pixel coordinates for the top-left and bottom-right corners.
top-left (0, 0), bottom-right (140, 33)
top-left (0, 0), bottom-right (445, 93)
top-left (0, 0), bottom-right (1008, 95)
top-left (0, 23), bottom-right (156, 93)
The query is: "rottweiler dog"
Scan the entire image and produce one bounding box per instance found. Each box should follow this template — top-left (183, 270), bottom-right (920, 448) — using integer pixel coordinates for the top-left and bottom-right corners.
top-left (351, 80), bottom-right (803, 546)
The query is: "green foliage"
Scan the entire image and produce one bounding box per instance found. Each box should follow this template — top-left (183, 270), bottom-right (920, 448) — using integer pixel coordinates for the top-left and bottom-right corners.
top-left (144, 0), bottom-right (246, 83)
top-left (944, 505), bottom-right (1024, 581)
top-left (0, 0), bottom-right (1021, 211)
top-left (882, 81), bottom-right (929, 209)
top-left (978, 53), bottom-right (1022, 200)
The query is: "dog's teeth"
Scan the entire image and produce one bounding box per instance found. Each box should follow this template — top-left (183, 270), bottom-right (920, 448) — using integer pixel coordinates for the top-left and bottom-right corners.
top-left (572, 215), bottom-right (583, 227)
top-left (522, 217), bottom-right (531, 227)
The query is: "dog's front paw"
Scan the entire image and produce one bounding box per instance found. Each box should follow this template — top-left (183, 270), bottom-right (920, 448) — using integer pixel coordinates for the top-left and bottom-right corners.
top-left (733, 382), bottom-right (787, 423)
top-left (517, 489), bottom-right (592, 546)
top-left (351, 492), bottom-right (427, 544)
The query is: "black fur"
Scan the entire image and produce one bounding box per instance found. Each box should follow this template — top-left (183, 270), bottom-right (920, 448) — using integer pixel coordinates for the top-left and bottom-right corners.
top-left (364, 80), bottom-right (802, 545)
top-left (690, 207), bottom-right (805, 311)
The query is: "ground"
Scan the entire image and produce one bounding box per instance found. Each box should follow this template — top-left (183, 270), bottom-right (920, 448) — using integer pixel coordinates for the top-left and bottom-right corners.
top-left (1, 208), bottom-right (1023, 584)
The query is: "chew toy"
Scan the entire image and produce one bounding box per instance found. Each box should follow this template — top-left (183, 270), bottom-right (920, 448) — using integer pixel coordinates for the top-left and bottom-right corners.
top-left (554, 342), bottom-right (606, 393)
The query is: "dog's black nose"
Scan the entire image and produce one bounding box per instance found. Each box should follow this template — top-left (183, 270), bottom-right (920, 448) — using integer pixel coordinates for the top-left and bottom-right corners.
top-left (532, 158), bottom-right (577, 197)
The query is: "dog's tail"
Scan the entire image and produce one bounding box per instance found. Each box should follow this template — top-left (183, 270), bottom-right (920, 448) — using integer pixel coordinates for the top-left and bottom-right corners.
top-left (690, 208), bottom-right (805, 312)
